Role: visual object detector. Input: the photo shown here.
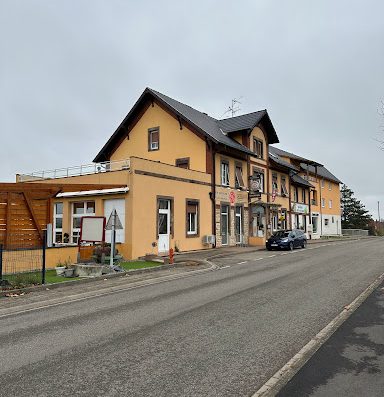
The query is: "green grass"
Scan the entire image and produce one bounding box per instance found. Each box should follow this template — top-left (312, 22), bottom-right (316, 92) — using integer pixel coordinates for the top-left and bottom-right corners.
top-left (119, 261), bottom-right (163, 271)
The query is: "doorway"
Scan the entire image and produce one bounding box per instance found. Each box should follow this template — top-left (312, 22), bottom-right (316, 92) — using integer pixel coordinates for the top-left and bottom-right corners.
top-left (158, 199), bottom-right (170, 253)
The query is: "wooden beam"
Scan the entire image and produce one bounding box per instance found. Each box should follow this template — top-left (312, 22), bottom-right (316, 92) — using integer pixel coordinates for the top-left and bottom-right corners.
top-left (23, 192), bottom-right (44, 242)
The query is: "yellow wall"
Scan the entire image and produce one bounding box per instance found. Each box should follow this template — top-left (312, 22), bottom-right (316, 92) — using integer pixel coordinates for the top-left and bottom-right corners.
top-left (110, 102), bottom-right (207, 172)
top-left (129, 157), bottom-right (212, 258)
top-left (268, 169), bottom-right (290, 208)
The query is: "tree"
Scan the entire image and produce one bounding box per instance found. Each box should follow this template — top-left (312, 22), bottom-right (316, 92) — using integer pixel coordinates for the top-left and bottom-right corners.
top-left (341, 185), bottom-right (372, 229)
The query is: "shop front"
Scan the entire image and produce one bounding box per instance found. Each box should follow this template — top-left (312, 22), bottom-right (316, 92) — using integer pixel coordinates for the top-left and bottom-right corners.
top-left (291, 202), bottom-right (310, 236)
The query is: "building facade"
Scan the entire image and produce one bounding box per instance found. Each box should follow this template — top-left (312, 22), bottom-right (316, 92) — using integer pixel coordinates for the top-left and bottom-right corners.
top-left (17, 87), bottom-right (342, 263)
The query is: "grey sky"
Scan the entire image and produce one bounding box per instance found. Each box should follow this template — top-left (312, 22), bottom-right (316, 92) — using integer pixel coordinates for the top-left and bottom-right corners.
top-left (1, 0), bottom-right (383, 217)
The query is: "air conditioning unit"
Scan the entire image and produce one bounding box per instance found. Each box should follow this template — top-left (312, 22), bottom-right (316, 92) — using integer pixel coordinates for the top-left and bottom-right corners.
top-left (202, 235), bottom-right (215, 245)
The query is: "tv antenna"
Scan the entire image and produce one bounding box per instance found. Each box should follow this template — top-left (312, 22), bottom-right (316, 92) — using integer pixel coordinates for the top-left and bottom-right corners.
top-left (222, 97), bottom-right (242, 118)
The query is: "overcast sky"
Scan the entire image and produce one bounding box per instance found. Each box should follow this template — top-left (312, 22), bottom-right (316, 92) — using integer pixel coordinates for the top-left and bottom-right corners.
top-left (1, 0), bottom-right (383, 217)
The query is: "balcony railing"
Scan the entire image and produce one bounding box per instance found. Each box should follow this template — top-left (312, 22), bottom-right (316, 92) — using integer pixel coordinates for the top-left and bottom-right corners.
top-left (17, 159), bottom-right (130, 182)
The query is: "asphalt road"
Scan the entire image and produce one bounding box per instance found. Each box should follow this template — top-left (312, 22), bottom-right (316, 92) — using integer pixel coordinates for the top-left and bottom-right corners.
top-left (1, 238), bottom-right (383, 397)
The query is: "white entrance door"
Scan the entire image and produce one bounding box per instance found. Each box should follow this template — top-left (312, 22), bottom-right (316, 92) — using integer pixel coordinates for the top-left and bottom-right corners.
top-left (158, 199), bottom-right (170, 253)
top-left (104, 199), bottom-right (125, 243)
top-left (235, 206), bottom-right (242, 244)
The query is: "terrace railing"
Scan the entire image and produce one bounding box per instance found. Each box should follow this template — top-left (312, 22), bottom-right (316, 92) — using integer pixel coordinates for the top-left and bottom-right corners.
top-left (18, 159), bottom-right (131, 182)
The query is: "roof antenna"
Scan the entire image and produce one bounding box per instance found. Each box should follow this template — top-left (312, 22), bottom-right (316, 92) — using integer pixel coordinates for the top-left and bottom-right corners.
top-left (222, 97), bottom-right (242, 118)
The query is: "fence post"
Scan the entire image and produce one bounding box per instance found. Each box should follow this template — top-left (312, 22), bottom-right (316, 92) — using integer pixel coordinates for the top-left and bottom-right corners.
top-left (0, 244), bottom-right (3, 282)
top-left (42, 230), bottom-right (46, 285)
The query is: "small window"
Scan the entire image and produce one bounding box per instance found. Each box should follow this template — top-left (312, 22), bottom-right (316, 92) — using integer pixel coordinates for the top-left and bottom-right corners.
top-left (221, 161), bottom-right (230, 186)
top-left (148, 127), bottom-right (159, 151)
top-left (281, 177), bottom-right (288, 196)
top-left (293, 187), bottom-right (299, 202)
top-left (251, 170), bottom-right (264, 193)
top-left (329, 199), bottom-right (332, 209)
top-left (235, 164), bottom-right (244, 189)
top-left (321, 179), bottom-right (325, 189)
top-left (321, 198), bottom-right (325, 208)
top-left (332, 216), bottom-right (335, 223)
top-left (272, 173), bottom-right (278, 192)
top-left (328, 182), bottom-right (332, 191)
top-left (324, 218), bottom-right (329, 226)
top-left (176, 158), bottom-right (189, 169)
top-left (186, 201), bottom-right (199, 236)
top-left (253, 138), bottom-right (263, 159)
top-left (302, 189), bottom-right (306, 203)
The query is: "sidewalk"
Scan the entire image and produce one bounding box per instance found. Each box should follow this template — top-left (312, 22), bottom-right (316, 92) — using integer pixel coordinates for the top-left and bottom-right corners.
top-left (277, 280), bottom-right (384, 397)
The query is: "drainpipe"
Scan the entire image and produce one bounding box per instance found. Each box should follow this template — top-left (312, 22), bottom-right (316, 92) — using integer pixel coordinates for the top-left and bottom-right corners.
top-left (210, 142), bottom-right (217, 247)
top-left (307, 164), bottom-right (311, 239)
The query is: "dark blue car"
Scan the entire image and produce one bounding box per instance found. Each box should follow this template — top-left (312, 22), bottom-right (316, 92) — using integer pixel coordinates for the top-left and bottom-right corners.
top-left (266, 229), bottom-right (307, 251)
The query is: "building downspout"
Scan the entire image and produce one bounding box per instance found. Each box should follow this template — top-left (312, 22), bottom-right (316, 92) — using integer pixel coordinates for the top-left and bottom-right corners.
top-left (307, 164), bottom-right (311, 239)
top-left (210, 144), bottom-right (217, 247)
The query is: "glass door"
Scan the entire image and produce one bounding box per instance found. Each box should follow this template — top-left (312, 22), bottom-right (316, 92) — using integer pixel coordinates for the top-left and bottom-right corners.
top-left (235, 206), bottom-right (242, 244)
top-left (221, 205), bottom-right (229, 245)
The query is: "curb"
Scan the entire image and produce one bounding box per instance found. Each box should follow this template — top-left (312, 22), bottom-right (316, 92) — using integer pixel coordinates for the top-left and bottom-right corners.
top-left (0, 260), bottom-right (205, 298)
top-left (251, 270), bottom-right (384, 397)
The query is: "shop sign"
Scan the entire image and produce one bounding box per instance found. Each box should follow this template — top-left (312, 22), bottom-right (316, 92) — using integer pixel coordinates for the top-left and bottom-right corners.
top-left (291, 203), bottom-right (309, 214)
top-left (216, 189), bottom-right (248, 204)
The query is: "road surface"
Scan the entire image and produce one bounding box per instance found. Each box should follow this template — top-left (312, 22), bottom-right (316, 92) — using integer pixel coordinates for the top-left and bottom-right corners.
top-left (1, 238), bottom-right (383, 397)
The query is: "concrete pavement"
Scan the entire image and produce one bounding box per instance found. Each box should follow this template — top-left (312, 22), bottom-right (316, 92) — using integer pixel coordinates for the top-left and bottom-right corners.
top-left (1, 238), bottom-right (383, 397)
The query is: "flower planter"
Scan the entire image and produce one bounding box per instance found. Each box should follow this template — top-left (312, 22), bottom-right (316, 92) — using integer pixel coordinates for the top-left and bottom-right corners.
top-left (63, 268), bottom-right (75, 278)
top-left (74, 264), bottom-right (103, 278)
top-left (55, 266), bottom-right (66, 276)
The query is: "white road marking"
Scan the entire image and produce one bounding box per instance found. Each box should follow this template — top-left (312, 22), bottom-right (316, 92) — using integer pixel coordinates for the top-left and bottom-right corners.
top-left (237, 261), bottom-right (248, 265)
top-left (221, 265), bottom-right (231, 269)
top-left (267, 255), bottom-right (276, 258)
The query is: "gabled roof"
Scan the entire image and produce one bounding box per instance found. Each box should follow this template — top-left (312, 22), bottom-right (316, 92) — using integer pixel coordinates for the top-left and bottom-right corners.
top-left (270, 146), bottom-right (341, 184)
top-left (269, 151), bottom-right (299, 172)
top-left (300, 163), bottom-right (342, 184)
top-left (217, 111), bottom-right (279, 144)
top-left (269, 146), bottom-right (322, 166)
top-left (94, 88), bottom-right (278, 162)
top-left (290, 173), bottom-right (313, 188)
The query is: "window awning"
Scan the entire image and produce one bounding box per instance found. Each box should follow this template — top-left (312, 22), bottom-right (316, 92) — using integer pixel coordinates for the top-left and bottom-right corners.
top-left (56, 187), bottom-right (129, 198)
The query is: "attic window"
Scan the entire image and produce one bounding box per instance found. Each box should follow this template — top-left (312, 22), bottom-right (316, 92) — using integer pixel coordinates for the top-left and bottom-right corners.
top-left (148, 127), bottom-right (159, 151)
top-left (253, 138), bottom-right (263, 159)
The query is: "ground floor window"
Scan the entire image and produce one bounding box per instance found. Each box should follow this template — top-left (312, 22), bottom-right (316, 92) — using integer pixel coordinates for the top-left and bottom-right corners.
top-left (53, 202), bottom-right (63, 244)
top-left (235, 205), bottom-right (243, 244)
top-left (186, 200), bottom-right (199, 236)
top-left (251, 205), bottom-right (265, 237)
top-left (71, 201), bottom-right (95, 244)
top-left (272, 212), bottom-right (278, 231)
top-left (280, 209), bottom-right (287, 230)
top-left (221, 204), bottom-right (230, 245)
top-left (312, 215), bottom-right (319, 233)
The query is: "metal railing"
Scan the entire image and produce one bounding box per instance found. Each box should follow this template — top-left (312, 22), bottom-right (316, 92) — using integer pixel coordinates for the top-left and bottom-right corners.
top-left (18, 159), bottom-right (131, 182)
top-left (342, 229), bottom-right (369, 236)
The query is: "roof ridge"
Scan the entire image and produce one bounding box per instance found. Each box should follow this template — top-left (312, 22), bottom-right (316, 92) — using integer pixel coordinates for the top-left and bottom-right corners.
top-left (219, 109), bottom-right (266, 122)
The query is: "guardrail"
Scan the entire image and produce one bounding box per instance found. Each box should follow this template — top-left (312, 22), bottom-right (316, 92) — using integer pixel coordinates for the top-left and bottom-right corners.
top-left (17, 159), bottom-right (131, 182)
top-left (342, 229), bottom-right (369, 236)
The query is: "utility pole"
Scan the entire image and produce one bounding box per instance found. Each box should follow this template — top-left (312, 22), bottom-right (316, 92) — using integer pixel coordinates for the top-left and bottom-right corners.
top-left (378, 201), bottom-right (381, 222)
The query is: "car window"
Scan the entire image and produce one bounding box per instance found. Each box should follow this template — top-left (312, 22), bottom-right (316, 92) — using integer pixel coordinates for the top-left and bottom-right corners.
top-left (273, 231), bottom-right (290, 238)
top-left (290, 232), bottom-right (296, 238)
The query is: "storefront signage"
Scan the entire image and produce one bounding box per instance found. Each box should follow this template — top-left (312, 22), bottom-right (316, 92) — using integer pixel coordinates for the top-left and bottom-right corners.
top-left (216, 189), bottom-right (248, 205)
top-left (291, 203), bottom-right (309, 214)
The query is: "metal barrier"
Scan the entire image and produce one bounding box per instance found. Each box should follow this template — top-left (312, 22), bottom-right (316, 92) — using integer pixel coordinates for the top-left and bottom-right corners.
top-left (342, 229), bottom-right (369, 236)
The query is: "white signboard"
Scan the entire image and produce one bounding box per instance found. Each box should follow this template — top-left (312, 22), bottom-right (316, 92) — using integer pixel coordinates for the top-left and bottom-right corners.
top-left (80, 217), bottom-right (106, 242)
top-left (291, 203), bottom-right (309, 214)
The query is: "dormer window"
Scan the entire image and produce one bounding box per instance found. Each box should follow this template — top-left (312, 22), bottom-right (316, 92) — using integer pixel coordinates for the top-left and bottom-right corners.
top-left (148, 127), bottom-right (159, 151)
top-left (253, 138), bottom-right (263, 159)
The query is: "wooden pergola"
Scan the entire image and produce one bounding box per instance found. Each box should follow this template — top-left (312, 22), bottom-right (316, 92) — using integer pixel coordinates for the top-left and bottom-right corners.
top-left (0, 183), bottom-right (126, 249)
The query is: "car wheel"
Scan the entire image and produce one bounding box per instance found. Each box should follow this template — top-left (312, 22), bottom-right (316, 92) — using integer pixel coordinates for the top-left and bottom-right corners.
top-left (289, 242), bottom-right (294, 251)
top-left (302, 240), bottom-right (307, 249)
top-left (267, 246), bottom-right (272, 251)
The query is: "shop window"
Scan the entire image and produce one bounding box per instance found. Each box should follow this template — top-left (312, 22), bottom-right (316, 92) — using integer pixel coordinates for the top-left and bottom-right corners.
top-left (71, 201), bottom-right (95, 244)
top-left (253, 138), bottom-right (263, 159)
top-left (235, 164), bottom-right (244, 189)
top-left (176, 158), bottom-right (190, 169)
top-left (148, 127), bottom-right (159, 151)
top-left (221, 161), bottom-right (230, 186)
top-left (186, 200), bottom-right (199, 236)
top-left (53, 202), bottom-right (63, 244)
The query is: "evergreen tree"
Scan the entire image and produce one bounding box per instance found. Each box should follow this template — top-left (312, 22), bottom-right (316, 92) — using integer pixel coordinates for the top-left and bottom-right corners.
top-left (341, 184), bottom-right (372, 229)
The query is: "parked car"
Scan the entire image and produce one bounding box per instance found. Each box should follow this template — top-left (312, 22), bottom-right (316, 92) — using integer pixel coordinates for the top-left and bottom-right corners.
top-left (266, 229), bottom-right (307, 251)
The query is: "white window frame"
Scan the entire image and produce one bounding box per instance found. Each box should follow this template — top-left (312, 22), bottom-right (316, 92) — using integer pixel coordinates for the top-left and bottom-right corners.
top-left (272, 174), bottom-right (278, 192)
top-left (281, 177), bottom-right (288, 196)
top-left (149, 128), bottom-right (159, 151)
top-left (187, 202), bottom-right (198, 235)
top-left (302, 189), bottom-right (306, 203)
top-left (221, 161), bottom-right (230, 186)
top-left (321, 198), bottom-right (325, 208)
top-left (328, 182), bottom-right (332, 191)
top-left (53, 202), bottom-right (63, 244)
top-left (329, 199), bottom-right (332, 209)
top-left (71, 201), bottom-right (95, 244)
top-left (321, 179), bottom-right (325, 189)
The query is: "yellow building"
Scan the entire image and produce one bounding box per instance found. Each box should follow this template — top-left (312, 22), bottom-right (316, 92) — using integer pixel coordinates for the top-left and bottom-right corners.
top-left (16, 87), bottom-right (341, 265)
